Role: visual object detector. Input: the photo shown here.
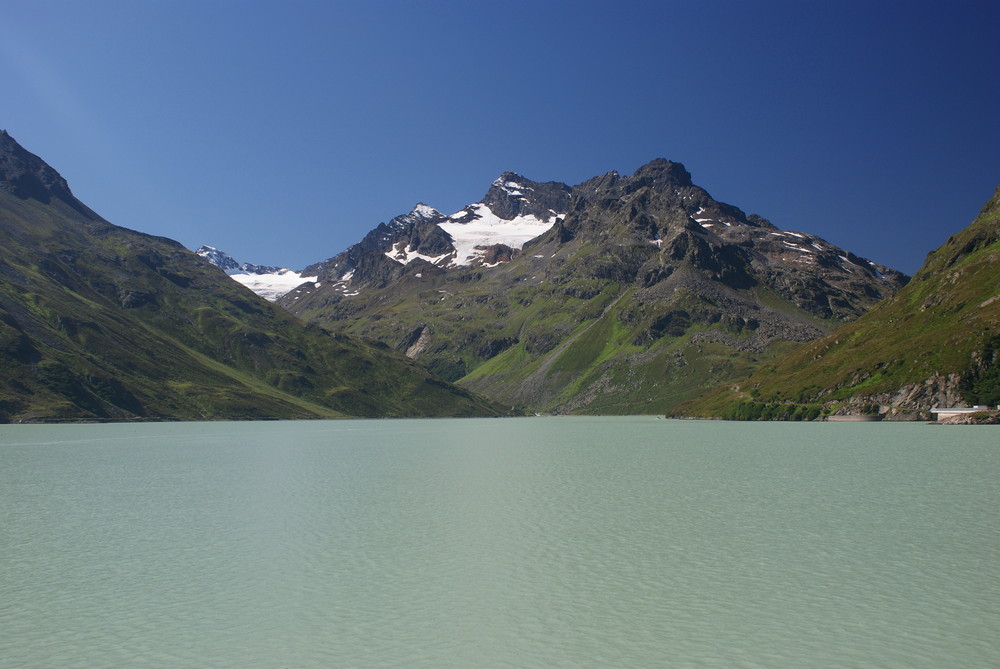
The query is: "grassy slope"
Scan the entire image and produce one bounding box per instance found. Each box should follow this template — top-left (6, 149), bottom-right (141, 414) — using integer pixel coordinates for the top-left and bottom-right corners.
top-left (678, 185), bottom-right (1000, 418)
top-left (0, 192), bottom-right (501, 422)
top-left (309, 261), bottom-right (828, 416)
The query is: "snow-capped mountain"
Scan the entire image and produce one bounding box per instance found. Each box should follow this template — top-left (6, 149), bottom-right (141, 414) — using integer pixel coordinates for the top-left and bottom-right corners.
top-left (290, 164), bottom-right (905, 306)
top-left (274, 159), bottom-right (910, 416)
top-left (203, 162), bottom-right (905, 313)
top-left (440, 173), bottom-right (569, 265)
top-left (197, 172), bottom-right (574, 301)
top-left (195, 246), bottom-right (316, 301)
top-left (273, 159), bottom-right (912, 415)
top-left (297, 172), bottom-right (573, 295)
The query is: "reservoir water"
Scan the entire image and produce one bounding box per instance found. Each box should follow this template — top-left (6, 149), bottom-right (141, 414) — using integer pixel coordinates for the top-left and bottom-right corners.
top-left (1, 417), bottom-right (997, 668)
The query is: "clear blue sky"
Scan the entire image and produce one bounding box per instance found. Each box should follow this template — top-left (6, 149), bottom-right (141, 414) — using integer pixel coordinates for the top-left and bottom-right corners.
top-left (3, 0), bottom-right (998, 275)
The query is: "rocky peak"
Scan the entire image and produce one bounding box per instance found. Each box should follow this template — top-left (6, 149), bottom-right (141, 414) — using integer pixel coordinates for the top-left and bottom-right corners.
top-left (384, 204), bottom-right (445, 233)
top-left (287, 159), bottom-right (906, 324)
top-left (480, 172), bottom-right (572, 222)
top-left (407, 203), bottom-right (443, 221)
top-left (491, 171), bottom-right (523, 187)
top-left (196, 245), bottom-right (241, 272)
top-left (389, 204), bottom-right (447, 231)
top-left (195, 245), bottom-right (290, 277)
top-left (569, 160), bottom-right (704, 214)
top-left (574, 170), bottom-right (621, 195)
top-left (628, 159), bottom-right (694, 188)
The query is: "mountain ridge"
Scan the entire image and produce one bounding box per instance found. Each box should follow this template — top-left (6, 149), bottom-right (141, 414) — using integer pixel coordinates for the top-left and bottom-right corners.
top-left (275, 158), bottom-right (908, 415)
top-left (0, 131), bottom-right (501, 422)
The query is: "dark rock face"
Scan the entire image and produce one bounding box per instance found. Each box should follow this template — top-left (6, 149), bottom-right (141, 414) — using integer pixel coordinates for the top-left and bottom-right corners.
top-left (303, 205), bottom-right (453, 287)
top-left (479, 244), bottom-right (517, 265)
top-left (625, 158), bottom-right (694, 190)
top-left (386, 216), bottom-right (455, 260)
top-left (240, 262), bottom-right (284, 275)
top-left (479, 172), bottom-right (573, 222)
top-left (478, 336), bottom-right (518, 359)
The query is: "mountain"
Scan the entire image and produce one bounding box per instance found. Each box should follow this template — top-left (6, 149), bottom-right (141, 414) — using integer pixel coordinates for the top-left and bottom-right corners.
top-left (0, 130), bottom-right (501, 422)
top-left (292, 173), bottom-right (573, 295)
top-left (277, 159), bottom-right (907, 415)
top-left (195, 245), bottom-right (316, 301)
top-left (678, 184), bottom-right (1000, 420)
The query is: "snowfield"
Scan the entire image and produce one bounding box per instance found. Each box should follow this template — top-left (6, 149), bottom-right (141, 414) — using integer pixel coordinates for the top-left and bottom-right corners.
top-left (230, 269), bottom-right (317, 301)
top-left (196, 245), bottom-right (316, 301)
top-left (438, 204), bottom-right (558, 265)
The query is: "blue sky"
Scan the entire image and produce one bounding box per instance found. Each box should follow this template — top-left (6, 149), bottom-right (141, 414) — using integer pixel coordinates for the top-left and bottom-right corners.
top-left (3, 0), bottom-right (998, 275)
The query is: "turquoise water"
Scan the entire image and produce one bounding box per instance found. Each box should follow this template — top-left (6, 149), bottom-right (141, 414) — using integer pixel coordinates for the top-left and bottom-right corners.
top-left (1, 418), bottom-right (997, 667)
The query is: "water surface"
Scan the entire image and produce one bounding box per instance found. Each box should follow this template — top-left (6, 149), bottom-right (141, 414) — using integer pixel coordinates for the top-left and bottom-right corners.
top-left (1, 418), bottom-right (997, 667)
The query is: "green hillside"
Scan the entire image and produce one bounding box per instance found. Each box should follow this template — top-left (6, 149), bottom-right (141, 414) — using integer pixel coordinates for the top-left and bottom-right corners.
top-left (0, 132), bottom-right (501, 422)
top-left (678, 185), bottom-right (1000, 420)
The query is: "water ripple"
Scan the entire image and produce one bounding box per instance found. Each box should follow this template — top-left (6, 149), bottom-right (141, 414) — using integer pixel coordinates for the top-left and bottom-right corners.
top-left (1, 419), bottom-right (998, 667)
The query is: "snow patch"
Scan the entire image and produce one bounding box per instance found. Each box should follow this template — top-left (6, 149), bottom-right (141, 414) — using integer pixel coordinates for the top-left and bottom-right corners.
top-left (692, 207), bottom-right (732, 227)
top-left (230, 270), bottom-right (318, 301)
top-left (384, 241), bottom-right (453, 266)
top-left (438, 203), bottom-right (557, 265)
top-left (782, 241), bottom-right (814, 253)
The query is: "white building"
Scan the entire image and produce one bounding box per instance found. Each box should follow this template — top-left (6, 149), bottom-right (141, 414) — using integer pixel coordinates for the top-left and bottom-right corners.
top-left (930, 405), bottom-right (997, 420)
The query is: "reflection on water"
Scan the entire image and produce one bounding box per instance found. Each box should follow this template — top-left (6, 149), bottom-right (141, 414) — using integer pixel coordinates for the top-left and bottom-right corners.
top-left (1, 418), bottom-right (998, 667)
